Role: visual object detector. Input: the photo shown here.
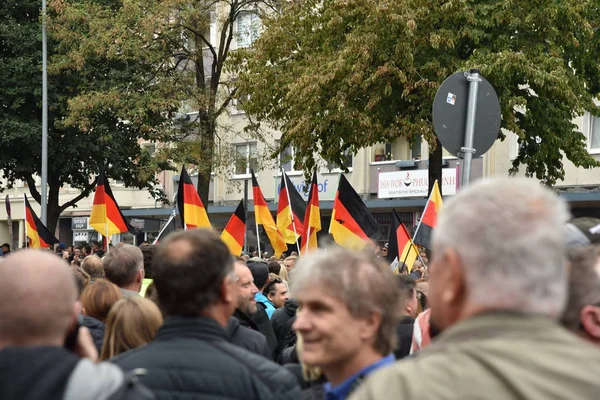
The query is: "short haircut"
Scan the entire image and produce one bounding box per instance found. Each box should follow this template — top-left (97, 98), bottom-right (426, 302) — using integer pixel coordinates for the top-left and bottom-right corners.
top-left (267, 260), bottom-right (281, 275)
top-left (72, 266), bottom-right (91, 296)
top-left (291, 247), bottom-right (401, 355)
top-left (1, 243), bottom-right (10, 250)
top-left (83, 245), bottom-right (92, 255)
top-left (264, 277), bottom-right (284, 297)
top-left (395, 274), bottom-right (416, 306)
top-left (139, 244), bottom-right (156, 279)
top-left (102, 244), bottom-right (144, 288)
top-left (81, 255), bottom-right (104, 279)
top-left (80, 279), bottom-right (122, 322)
top-left (432, 177), bottom-right (569, 317)
top-left (152, 229), bottom-right (234, 317)
top-left (561, 246), bottom-right (600, 331)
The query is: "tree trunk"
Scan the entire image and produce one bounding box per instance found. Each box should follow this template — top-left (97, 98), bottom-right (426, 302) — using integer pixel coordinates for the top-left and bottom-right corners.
top-left (428, 137), bottom-right (443, 197)
top-left (196, 112), bottom-right (215, 208)
top-left (46, 182), bottom-right (61, 236)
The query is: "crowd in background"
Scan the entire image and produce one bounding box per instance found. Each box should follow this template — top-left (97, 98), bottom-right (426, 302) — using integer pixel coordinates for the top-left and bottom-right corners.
top-left (1, 177), bottom-right (600, 399)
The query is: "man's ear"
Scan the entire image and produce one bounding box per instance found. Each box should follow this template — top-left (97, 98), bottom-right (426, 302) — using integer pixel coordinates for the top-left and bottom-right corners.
top-left (580, 305), bottom-right (600, 341)
top-left (359, 312), bottom-right (382, 343)
top-left (220, 275), bottom-right (236, 308)
top-left (137, 268), bottom-right (145, 284)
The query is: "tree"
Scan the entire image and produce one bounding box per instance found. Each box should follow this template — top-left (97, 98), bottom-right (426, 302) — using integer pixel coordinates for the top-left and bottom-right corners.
top-left (0, 0), bottom-right (171, 233)
top-left (50, 0), bottom-right (283, 208)
top-left (238, 0), bottom-right (600, 187)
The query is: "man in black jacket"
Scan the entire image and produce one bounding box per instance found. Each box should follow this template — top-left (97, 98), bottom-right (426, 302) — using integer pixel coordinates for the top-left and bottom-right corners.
top-left (394, 274), bottom-right (419, 359)
top-left (0, 250), bottom-right (153, 400)
top-left (271, 298), bottom-right (299, 362)
top-left (112, 229), bottom-right (301, 400)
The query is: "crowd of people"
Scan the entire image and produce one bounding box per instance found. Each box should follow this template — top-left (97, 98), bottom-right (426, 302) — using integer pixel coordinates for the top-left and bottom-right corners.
top-left (1, 176), bottom-right (600, 399)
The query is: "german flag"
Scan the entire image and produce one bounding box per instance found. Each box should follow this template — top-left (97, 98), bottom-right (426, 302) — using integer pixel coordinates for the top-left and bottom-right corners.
top-left (89, 172), bottom-right (131, 238)
top-left (221, 200), bottom-right (246, 256)
top-left (330, 175), bottom-right (381, 250)
top-left (23, 194), bottom-right (59, 249)
top-left (276, 172), bottom-right (306, 244)
top-left (252, 170), bottom-right (287, 258)
top-left (300, 170), bottom-right (321, 253)
top-left (413, 180), bottom-right (443, 249)
top-left (387, 210), bottom-right (419, 273)
top-left (177, 166), bottom-right (211, 229)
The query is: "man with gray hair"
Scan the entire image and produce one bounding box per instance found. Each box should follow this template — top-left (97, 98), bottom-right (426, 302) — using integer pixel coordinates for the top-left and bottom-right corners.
top-left (292, 247), bottom-right (401, 399)
top-left (561, 245), bottom-right (600, 347)
top-left (351, 177), bottom-right (600, 400)
top-left (103, 243), bottom-right (144, 297)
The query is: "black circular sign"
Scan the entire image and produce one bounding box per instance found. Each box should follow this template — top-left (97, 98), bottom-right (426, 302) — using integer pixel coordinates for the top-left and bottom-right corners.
top-left (432, 71), bottom-right (501, 158)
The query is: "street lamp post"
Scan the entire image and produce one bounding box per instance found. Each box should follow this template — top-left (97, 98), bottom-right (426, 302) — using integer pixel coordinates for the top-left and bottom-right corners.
top-left (41, 0), bottom-right (49, 224)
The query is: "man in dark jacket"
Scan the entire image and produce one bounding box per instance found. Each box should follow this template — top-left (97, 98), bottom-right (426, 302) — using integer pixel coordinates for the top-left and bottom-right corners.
top-left (271, 298), bottom-right (299, 362)
top-left (112, 229), bottom-right (301, 400)
top-left (394, 275), bottom-right (419, 359)
top-left (0, 250), bottom-right (153, 400)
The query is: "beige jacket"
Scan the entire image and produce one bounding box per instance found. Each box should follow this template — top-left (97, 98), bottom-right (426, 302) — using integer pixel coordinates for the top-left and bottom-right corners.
top-left (350, 313), bottom-right (600, 400)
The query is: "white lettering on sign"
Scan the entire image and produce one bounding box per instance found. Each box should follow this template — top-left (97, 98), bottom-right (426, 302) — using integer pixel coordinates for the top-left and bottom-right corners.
top-left (378, 169), bottom-right (457, 198)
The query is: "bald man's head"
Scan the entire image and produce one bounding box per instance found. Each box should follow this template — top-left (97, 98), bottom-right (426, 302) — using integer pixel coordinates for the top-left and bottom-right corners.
top-left (0, 250), bottom-right (78, 347)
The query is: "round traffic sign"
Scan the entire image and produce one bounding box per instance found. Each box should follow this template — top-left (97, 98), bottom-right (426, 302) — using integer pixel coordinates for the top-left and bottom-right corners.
top-left (432, 71), bottom-right (501, 158)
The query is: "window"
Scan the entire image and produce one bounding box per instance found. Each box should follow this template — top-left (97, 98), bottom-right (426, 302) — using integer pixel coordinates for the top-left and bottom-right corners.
top-left (142, 142), bottom-right (156, 155)
top-left (236, 12), bottom-right (261, 48)
top-left (234, 143), bottom-right (257, 176)
top-left (279, 145), bottom-right (302, 172)
top-left (590, 114), bottom-right (600, 152)
top-left (373, 142), bottom-right (393, 162)
top-left (327, 150), bottom-right (353, 171)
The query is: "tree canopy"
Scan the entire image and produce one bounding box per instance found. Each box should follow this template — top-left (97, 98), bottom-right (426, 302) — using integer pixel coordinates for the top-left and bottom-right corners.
top-left (50, 0), bottom-right (283, 207)
top-left (0, 0), bottom-right (171, 232)
top-left (238, 0), bottom-right (600, 185)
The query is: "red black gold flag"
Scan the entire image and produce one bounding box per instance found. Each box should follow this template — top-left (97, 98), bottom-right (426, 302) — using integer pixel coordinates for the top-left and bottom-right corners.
top-left (276, 172), bottom-right (306, 244)
top-left (89, 172), bottom-right (131, 238)
top-left (24, 194), bottom-right (58, 249)
top-left (252, 170), bottom-right (287, 258)
top-left (221, 200), bottom-right (246, 256)
top-left (177, 166), bottom-right (211, 229)
top-left (300, 170), bottom-right (321, 253)
top-left (330, 175), bottom-right (381, 250)
top-left (413, 180), bottom-right (443, 249)
top-left (387, 210), bottom-right (419, 273)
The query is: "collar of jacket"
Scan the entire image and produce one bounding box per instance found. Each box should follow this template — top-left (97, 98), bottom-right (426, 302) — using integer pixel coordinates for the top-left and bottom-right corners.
top-left (155, 316), bottom-right (229, 343)
top-left (431, 311), bottom-right (560, 348)
top-left (233, 308), bottom-right (259, 331)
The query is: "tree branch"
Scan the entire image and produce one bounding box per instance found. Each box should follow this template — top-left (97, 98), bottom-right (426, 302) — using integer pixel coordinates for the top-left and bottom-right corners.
top-left (215, 87), bottom-right (237, 117)
top-left (58, 176), bottom-right (99, 213)
top-left (25, 175), bottom-right (41, 204)
top-left (181, 24), bottom-right (218, 61)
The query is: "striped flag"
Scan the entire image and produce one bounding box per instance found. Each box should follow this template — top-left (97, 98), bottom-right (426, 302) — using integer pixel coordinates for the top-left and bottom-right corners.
top-left (330, 175), bottom-right (381, 250)
top-left (413, 180), bottom-right (443, 249)
top-left (276, 172), bottom-right (306, 244)
top-left (177, 166), bottom-right (211, 229)
top-left (221, 200), bottom-right (246, 256)
top-left (252, 170), bottom-right (287, 258)
top-left (300, 170), bottom-right (321, 253)
top-left (24, 194), bottom-right (58, 249)
top-left (89, 172), bottom-right (131, 239)
top-left (387, 210), bottom-right (419, 273)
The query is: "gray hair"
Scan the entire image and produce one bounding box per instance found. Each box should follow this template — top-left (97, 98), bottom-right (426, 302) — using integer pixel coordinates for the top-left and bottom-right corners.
top-left (291, 247), bottom-right (401, 355)
top-left (432, 177), bottom-right (569, 318)
top-left (561, 246), bottom-right (600, 331)
top-left (103, 244), bottom-right (144, 288)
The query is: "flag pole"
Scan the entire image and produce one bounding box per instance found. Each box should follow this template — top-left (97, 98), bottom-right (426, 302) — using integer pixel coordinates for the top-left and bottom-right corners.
top-left (153, 210), bottom-right (176, 245)
top-left (282, 169), bottom-right (301, 257)
top-left (255, 218), bottom-right (261, 257)
top-left (23, 194), bottom-right (28, 249)
top-left (105, 222), bottom-right (110, 254)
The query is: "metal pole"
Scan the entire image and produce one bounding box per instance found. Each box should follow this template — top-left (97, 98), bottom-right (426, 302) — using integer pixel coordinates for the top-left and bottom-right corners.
top-left (282, 169), bottom-right (301, 256)
top-left (244, 179), bottom-right (248, 254)
top-left (460, 68), bottom-right (480, 188)
top-left (41, 0), bottom-right (49, 224)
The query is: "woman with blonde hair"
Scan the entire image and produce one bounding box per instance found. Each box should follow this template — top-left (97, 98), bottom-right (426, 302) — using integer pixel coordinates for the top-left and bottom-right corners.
top-left (100, 296), bottom-right (163, 360)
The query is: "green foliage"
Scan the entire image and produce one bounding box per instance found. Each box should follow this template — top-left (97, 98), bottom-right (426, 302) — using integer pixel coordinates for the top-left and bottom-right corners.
top-left (0, 0), bottom-right (173, 231)
top-left (239, 0), bottom-right (600, 184)
top-left (50, 0), bottom-right (282, 206)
